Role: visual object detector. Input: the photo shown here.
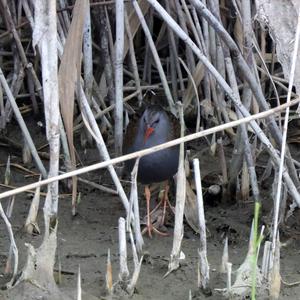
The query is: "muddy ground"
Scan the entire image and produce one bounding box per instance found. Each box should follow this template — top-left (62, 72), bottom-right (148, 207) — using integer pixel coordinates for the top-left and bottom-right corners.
top-left (1, 118), bottom-right (300, 300)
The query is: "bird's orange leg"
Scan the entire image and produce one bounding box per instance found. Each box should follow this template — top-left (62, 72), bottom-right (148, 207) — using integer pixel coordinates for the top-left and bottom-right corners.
top-left (145, 185), bottom-right (152, 238)
top-left (142, 185), bottom-right (169, 237)
top-left (149, 182), bottom-right (175, 221)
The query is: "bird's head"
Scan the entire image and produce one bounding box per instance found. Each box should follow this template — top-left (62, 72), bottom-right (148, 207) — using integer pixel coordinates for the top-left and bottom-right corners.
top-left (142, 106), bottom-right (164, 143)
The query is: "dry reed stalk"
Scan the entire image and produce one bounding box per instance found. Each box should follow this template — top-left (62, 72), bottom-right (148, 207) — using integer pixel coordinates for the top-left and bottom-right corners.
top-left (76, 176), bottom-right (118, 195)
top-left (1, 0), bottom-right (44, 110)
top-left (220, 236), bottom-right (228, 273)
top-left (224, 50), bottom-right (260, 204)
top-left (168, 42), bottom-right (178, 103)
top-left (74, 89), bottom-right (138, 132)
top-left (208, 1), bottom-right (232, 132)
top-left (58, 0), bottom-right (71, 30)
top-left (26, 68), bottom-right (39, 115)
top-left (126, 256), bottom-right (143, 296)
top-left (147, 0), bottom-right (287, 153)
top-left (0, 68), bottom-right (47, 177)
top-left (226, 262), bottom-right (232, 296)
top-left (132, 0), bottom-right (176, 115)
top-left (181, 0), bottom-right (201, 48)
top-left (142, 7), bottom-right (153, 83)
top-left (178, 57), bottom-right (201, 132)
top-left (165, 1), bottom-right (185, 94)
top-left (24, 176), bottom-right (41, 235)
top-left (104, 6), bottom-right (115, 64)
top-left (97, 6), bottom-right (115, 106)
top-left (230, 223), bottom-right (262, 298)
top-left (253, 38), bottom-right (280, 112)
top-left (106, 248), bottom-right (113, 295)
top-left (174, 0), bottom-right (195, 71)
top-left (269, 11), bottom-right (300, 298)
top-left (114, 0), bottom-right (124, 157)
top-left (82, 0), bottom-right (93, 146)
top-left (123, 0), bottom-right (150, 56)
top-left (78, 84), bottom-right (131, 215)
top-left (0, 79), bottom-right (4, 129)
top-left (0, 97), bottom-right (299, 201)
top-left (241, 160), bottom-right (250, 202)
top-left (167, 103), bottom-right (186, 275)
top-left (269, 235), bottom-right (281, 300)
top-left (57, 0), bottom-right (88, 216)
top-left (217, 138), bottom-right (227, 185)
top-left (4, 68), bottom-right (25, 124)
top-left (95, 7), bottom-right (115, 105)
top-left (124, 8), bottom-right (143, 105)
top-left (22, 136), bottom-right (32, 165)
top-left (118, 217), bottom-right (129, 281)
top-left (77, 265), bottom-right (82, 300)
top-left (57, 257), bottom-right (62, 285)
top-left (4, 155), bottom-right (10, 185)
top-left (191, 0), bottom-right (300, 194)
top-left (127, 158), bottom-right (144, 252)
top-left (0, 201), bottom-right (18, 287)
top-left (262, 241), bottom-right (271, 279)
top-left (127, 226), bottom-right (143, 295)
top-left (192, 7), bottom-right (211, 103)
top-left (5, 195), bottom-right (14, 219)
top-left (3, 2), bottom-right (75, 296)
top-left (193, 158), bottom-right (210, 292)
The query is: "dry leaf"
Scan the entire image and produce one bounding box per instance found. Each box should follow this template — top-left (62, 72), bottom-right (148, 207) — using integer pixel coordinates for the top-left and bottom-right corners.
top-left (58, 0), bottom-right (88, 212)
top-left (183, 61), bottom-right (205, 109)
top-left (123, 0), bottom-right (150, 58)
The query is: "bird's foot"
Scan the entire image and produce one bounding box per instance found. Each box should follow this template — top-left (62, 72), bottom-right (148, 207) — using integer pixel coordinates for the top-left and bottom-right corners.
top-left (141, 222), bottom-right (169, 238)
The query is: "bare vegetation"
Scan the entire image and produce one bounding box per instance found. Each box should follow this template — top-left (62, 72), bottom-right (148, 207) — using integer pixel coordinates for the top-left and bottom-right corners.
top-left (0, 0), bottom-right (300, 299)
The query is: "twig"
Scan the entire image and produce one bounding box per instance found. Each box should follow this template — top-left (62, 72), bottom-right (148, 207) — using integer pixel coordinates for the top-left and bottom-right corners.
top-left (0, 98), bottom-right (299, 201)
top-left (77, 176), bottom-right (118, 195)
top-left (73, 88), bottom-right (140, 132)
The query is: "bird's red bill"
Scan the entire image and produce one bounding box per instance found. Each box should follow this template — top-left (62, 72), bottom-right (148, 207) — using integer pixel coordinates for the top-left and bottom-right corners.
top-left (144, 127), bottom-right (154, 142)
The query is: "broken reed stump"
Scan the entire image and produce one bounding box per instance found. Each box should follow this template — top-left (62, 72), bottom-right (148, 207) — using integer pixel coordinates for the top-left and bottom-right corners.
top-left (193, 158), bottom-right (211, 295)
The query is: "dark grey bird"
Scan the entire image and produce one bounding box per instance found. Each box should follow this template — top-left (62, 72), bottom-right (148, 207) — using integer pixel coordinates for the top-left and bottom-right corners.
top-left (124, 105), bottom-right (180, 236)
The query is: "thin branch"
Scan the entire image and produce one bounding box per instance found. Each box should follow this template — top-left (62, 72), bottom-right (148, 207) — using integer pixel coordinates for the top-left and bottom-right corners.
top-left (0, 97), bottom-right (299, 201)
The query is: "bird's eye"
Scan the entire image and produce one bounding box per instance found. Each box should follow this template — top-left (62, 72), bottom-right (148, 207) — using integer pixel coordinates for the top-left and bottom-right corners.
top-left (153, 119), bottom-right (159, 126)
